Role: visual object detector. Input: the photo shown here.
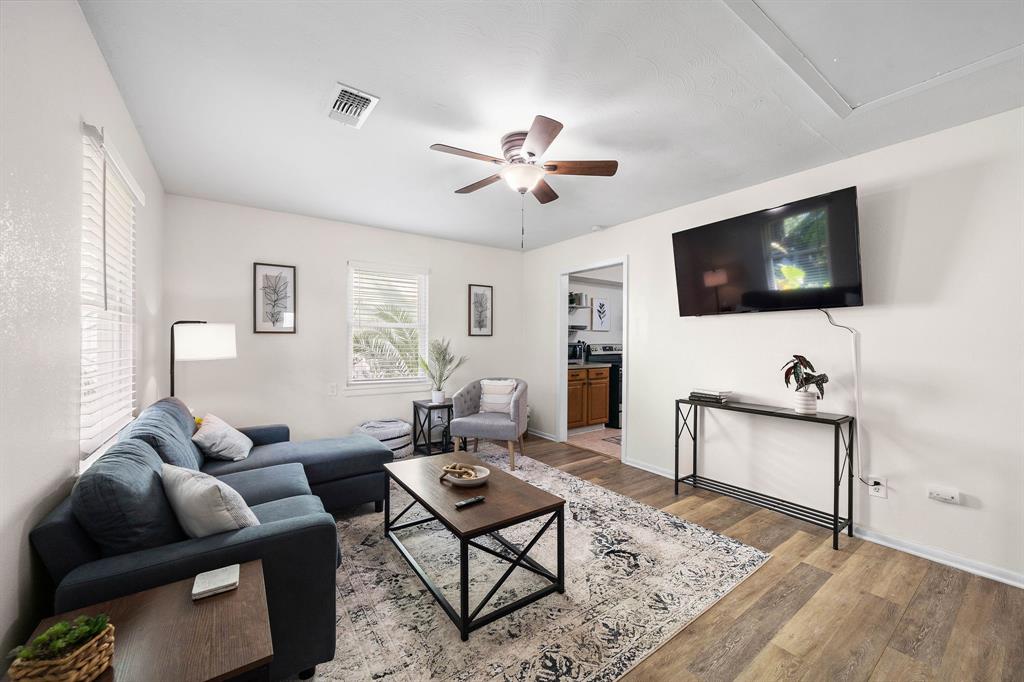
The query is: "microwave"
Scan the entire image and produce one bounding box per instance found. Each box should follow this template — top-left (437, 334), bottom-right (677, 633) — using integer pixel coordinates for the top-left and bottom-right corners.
top-left (568, 341), bottom-right (588, 364)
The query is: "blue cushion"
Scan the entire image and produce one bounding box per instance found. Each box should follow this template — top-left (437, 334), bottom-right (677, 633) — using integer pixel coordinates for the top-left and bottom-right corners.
top-left (200, 435), bottom-right (392, 484)
top-left (71, 439), bottom-right (186, 556)
top-left (213, 464), bottom-right (311, 507)
top-left (250, 494), bottom-right (327, 525)
top-left (121, 397), bottom-right (204, 469)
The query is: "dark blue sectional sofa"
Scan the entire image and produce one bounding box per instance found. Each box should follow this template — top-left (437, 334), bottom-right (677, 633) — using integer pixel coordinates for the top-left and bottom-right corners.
top-left (30, 397), bottom-right (393, 680)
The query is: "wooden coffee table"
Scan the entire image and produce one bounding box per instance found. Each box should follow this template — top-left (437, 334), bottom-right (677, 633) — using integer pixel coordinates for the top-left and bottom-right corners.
top-left (383, 452), bottom-right (565, 641)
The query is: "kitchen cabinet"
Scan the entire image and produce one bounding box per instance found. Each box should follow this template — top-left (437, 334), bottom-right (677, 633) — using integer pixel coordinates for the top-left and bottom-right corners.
top-left (567, 366), bottom-right (610, 428)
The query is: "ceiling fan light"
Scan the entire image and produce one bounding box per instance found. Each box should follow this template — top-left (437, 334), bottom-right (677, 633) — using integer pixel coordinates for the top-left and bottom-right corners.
top-left (500, 163), bottom-right (545, 192)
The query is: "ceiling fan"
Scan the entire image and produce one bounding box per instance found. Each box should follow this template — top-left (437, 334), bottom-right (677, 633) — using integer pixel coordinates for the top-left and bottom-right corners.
top-left (430, 115), bottom-right (618, 204)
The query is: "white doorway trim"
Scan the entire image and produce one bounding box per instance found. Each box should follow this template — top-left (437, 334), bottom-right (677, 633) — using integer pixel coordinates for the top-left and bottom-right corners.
top-left (556, 256), bottom-right (629, 463)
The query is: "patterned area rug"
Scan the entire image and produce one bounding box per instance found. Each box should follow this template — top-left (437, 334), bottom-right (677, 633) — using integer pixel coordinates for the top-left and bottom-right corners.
top-left (602, 435), bottom-right (622, 445)
top-left (322, 445), bottom-right (768, 681)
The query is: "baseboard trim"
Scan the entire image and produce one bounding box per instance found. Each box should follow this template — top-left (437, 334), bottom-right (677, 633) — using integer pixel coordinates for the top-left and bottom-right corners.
top-left (619, 459), bottom-right (1024, 589)
top-left (619, 457), bottom-right (675, 479)
top-left (855, 527), bottom-right (1024, 589)
top-left (526, 428), bottom-right (559, 442)
top-left (546, 446), bottom-right (1024, 588)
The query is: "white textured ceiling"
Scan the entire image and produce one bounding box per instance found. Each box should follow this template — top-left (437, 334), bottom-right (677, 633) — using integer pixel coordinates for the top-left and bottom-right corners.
top-left (79, 0), bottom-right (1024, 250)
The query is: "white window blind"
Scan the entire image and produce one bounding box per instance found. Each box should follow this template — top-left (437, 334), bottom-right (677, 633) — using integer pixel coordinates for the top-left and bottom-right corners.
top-left (348, 262), bottom-right (428, 384)
top-left (79, 131), bottom-right (138, 456)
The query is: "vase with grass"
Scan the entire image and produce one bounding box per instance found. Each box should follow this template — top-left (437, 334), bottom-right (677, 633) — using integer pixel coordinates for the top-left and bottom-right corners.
top-left (781, 354), bottom-right (829, 415)
top-left (419, 337), bottom-right (468, 404)
top-left (7, 614), bottom-right (114, 682)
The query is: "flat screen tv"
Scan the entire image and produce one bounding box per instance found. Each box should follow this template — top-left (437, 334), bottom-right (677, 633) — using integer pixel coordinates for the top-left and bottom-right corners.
top-left (672, 187), bottom-right (863, 317)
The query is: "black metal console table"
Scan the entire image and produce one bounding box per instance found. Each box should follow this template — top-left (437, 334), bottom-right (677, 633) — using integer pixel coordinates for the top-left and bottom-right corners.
top-left (674, 398), bottom-right (854, 549)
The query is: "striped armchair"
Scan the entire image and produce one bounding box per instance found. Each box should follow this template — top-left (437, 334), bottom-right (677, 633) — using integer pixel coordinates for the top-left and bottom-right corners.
top-left (450, 378), bottom-right (528, 470)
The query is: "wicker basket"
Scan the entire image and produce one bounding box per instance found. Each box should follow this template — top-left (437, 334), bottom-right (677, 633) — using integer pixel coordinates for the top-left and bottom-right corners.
top-left (8, 624), bottom-right (115, 682)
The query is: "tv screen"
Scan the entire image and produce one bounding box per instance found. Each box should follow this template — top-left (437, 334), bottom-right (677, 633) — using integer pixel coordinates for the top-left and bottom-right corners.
top-left (672, 187), bottom-right (863, 317)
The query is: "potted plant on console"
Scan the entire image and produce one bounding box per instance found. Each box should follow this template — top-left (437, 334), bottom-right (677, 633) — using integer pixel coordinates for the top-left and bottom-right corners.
top-left (781, 354), bottom-right (829, 415)
top-left (7, 614), bottom-right (114, 681)
top-left (420, 337), bottom-right (468, 404)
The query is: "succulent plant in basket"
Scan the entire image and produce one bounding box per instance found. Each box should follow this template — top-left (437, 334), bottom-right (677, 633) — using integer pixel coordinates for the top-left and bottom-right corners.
top-left (7, 614), bottom-right (115, 681)
top-left (781, 354), bottom-right (829, 415)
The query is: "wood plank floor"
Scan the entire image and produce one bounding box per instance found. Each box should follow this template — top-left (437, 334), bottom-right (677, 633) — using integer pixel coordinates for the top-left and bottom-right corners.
top-left (522, 437), bottom-right (1024, 682)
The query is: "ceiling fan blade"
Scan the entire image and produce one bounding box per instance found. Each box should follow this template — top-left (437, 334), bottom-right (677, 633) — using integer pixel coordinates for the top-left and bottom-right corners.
top-left (521, 115), bottom-right (563, 159)
top-left (543, 160), bottom-right (618, 176)
top-left (430, 144), bottom-right (505, 165)
top-left (455, 174), bottom-right (502, 194)
top-left (531, 178), bottom-right (559, 204)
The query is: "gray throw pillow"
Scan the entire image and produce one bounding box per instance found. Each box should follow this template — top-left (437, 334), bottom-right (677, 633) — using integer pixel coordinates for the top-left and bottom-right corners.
top-left (71, 439), bottom-right (186, 556)
top-left (192, 413), bottom-right (253, 461)
top-left (160, 464), bottom-right (260, 538)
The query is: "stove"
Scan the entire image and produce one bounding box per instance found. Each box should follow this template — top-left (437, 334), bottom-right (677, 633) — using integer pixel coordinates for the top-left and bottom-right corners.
top-left (587, 344), bottom-right (623, 429)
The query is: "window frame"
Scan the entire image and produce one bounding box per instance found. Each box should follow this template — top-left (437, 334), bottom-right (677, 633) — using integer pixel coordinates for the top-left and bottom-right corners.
top-left (346, 260), bottom-right (430, 389)
top-left (79, 124), bottom-right (144, 458)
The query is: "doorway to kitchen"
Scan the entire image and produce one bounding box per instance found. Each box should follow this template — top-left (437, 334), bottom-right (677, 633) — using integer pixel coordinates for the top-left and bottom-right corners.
top-left (557, 258), bottom-right (627, 461)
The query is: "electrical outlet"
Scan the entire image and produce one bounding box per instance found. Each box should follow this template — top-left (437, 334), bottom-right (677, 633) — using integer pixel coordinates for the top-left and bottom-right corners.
top-left (928, 486), bottom-right (961, 505)
top-left (867, 476), bottom-right (887, 499)
top-left (326, 382), bottom-right (338, 397)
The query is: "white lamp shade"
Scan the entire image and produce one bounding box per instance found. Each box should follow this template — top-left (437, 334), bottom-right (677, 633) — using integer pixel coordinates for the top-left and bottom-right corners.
top-left (175, 323), bottom-right (237, 361)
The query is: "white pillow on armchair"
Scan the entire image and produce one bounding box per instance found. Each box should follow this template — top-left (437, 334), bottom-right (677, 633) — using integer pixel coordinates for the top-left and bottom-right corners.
top-left (479, 379), bottom-right (516, 415)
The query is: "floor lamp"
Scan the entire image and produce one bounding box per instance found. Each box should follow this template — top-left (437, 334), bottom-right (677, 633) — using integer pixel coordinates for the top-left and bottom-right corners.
top-left (170, 321), bottom-right (237, 397)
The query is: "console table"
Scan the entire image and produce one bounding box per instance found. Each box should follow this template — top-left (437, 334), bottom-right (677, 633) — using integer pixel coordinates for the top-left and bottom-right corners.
top-left (674, 398), bottom-right (854, 549)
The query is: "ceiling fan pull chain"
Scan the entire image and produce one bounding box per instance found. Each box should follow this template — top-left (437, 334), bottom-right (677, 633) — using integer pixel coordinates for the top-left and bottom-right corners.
top-left (521, 192), bottom-right (526, 250)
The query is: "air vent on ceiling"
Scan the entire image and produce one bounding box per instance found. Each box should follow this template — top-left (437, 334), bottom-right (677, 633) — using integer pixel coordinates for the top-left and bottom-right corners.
top-left (327, 83), bottom-right (379, 129)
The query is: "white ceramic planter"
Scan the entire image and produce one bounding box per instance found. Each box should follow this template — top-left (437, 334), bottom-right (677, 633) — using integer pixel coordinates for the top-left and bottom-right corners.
top-left (793, 391), bottom-right (817, 415)
top-left (431, 390), bottom-right (445, 404)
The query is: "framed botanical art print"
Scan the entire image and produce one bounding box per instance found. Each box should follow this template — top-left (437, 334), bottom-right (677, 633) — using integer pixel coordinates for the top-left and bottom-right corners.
top-left (468, 284), bottom-right (493, 336)
top-left (254, 262), bottom-right (296, 333)
top-left (591, 297), bottom-right (610, 331)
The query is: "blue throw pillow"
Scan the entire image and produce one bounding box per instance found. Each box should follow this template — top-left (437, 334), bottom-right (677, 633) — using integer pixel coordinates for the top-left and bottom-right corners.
top-left (71, 439), bottom-right (186, 556)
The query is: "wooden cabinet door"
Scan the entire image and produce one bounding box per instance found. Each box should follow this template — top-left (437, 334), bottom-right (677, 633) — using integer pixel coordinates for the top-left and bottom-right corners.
top-left (587, 371), bottom-right (610, 425)
top-left (567, 377), bottom-right (587, 428)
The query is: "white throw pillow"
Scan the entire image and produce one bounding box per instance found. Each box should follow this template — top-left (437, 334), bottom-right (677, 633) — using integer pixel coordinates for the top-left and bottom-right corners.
top-left (479, 379), bottom-right (516, 415)
top-left (192, 413), bottom-right (253, 461)
top-left (160, 464), bottom-right (260, 538)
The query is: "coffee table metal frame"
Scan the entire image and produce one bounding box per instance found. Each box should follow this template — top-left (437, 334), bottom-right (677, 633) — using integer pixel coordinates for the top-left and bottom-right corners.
top-left (383, 475), bottom-right (565, 641)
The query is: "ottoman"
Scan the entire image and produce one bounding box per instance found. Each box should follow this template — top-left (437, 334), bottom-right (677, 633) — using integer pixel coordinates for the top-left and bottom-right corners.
top-left (354, 419), bottom-right (414, 459)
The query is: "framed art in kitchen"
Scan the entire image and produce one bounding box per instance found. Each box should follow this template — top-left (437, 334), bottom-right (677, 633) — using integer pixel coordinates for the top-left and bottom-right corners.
top-left (468, 284), bottom-right (493, 336)
top-left (254, 262), bottom-right (296, 333)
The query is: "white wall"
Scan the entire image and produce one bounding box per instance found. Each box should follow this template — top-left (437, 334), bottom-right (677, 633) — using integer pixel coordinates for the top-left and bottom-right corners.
top-left (162, 195), bottom-right (524, 439)
top-left (522, 110), bottom-right (1024, 581)
top-left (568, 277), bottom-right (623, 345)
top-left (0, 0), bottom-right (165, 656)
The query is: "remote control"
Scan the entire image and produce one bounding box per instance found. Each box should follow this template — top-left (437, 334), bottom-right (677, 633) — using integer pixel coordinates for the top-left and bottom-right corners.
top-left (455, 495), bottom-right (485, 510)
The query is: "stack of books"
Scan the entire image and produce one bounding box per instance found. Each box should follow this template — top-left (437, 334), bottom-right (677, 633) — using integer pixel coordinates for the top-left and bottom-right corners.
top-left (689, 389), bottom-right (731, 404)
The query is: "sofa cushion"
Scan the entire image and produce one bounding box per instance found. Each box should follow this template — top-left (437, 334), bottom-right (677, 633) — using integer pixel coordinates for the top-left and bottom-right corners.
top-left (250, 494), bottom-right (327, 525)
top-left (213, 464), bottom-right (311, 507)
top-left (71, 439), bottom-right (186, 557)
top-left (200, 435), bottom-right (393, 485)
top-left (120, 397), bottom-right (204, 469)
top-left (450, 412), bottom-right (519, 440)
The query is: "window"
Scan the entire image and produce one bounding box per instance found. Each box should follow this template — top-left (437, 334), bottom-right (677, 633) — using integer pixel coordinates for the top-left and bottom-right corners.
top-left (764, 207), bottom-right (833, 291)
top-left (348, 262), bottom-right (428, 385)
top-left (79, 126), bottom-right (143, 456)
